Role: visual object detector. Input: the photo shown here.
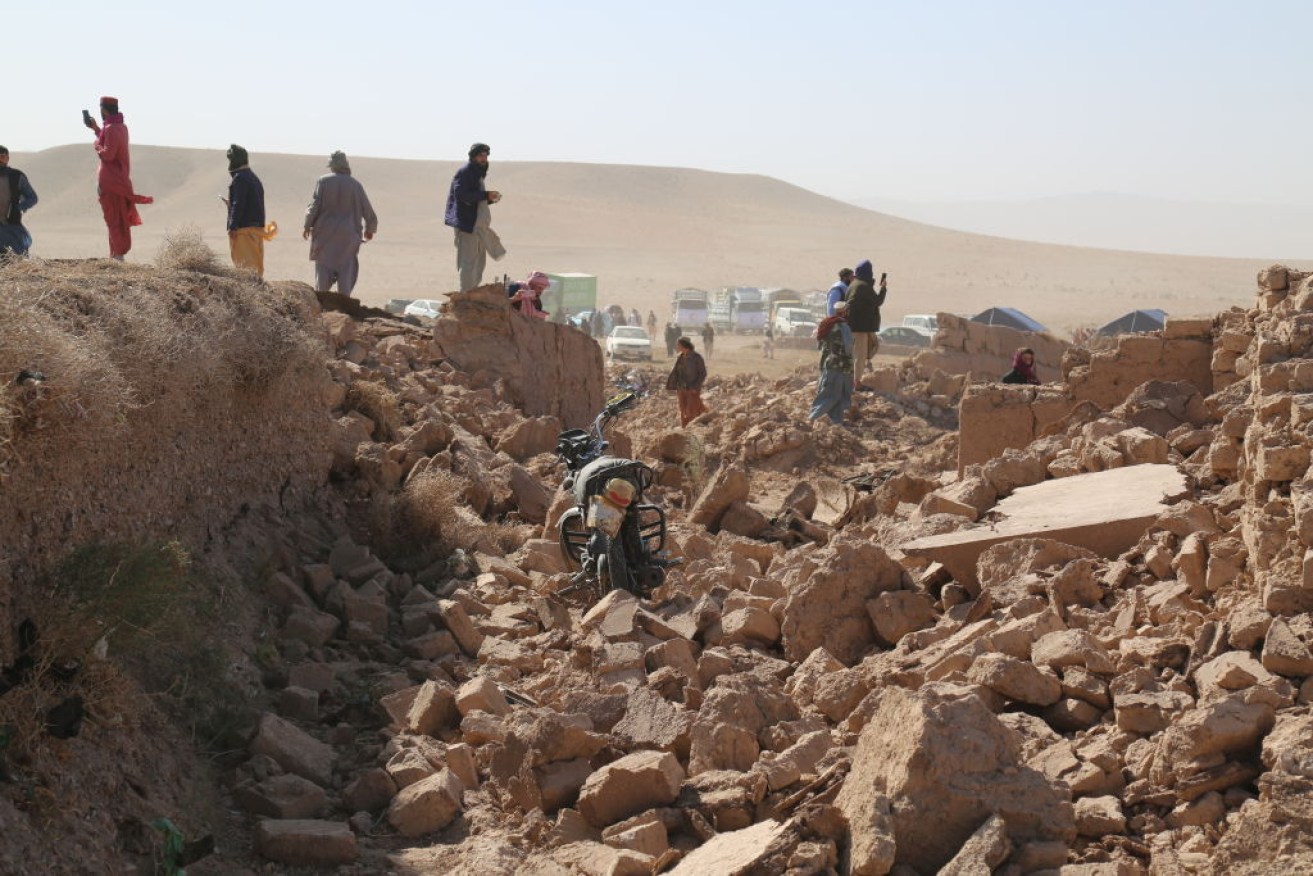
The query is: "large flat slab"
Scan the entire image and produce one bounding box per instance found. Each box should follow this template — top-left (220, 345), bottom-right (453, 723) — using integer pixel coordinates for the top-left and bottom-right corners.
top-left (902, 464), bottom-right (1190, 586)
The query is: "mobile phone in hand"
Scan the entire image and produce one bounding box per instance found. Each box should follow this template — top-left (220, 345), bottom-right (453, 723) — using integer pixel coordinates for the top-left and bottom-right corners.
top-left (82, 109), bottom-right (94, 126)
top-left (880, 272), bottom-right (888, 284)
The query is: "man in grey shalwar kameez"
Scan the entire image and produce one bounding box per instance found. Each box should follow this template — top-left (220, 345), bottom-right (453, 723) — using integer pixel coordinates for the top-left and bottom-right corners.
top-left (302, 151), bottom-right (378, 296)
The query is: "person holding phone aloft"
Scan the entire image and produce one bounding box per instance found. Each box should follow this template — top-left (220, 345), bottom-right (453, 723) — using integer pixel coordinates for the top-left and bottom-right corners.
top-left (83, 96), bottom-right (153, 260)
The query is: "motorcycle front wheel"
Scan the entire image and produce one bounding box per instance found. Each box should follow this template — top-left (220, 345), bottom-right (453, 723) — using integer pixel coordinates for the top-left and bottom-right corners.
top-left (597, 533), bottom-right (636, 594)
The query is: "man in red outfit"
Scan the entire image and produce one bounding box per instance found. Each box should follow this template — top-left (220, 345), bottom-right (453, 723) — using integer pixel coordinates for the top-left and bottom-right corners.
top-left (83, 96), bottom-right (153, 259)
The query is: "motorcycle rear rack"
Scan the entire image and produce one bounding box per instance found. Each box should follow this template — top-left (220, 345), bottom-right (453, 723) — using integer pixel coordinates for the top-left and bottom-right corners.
top-left (558, 503), bottom-right (668, 570)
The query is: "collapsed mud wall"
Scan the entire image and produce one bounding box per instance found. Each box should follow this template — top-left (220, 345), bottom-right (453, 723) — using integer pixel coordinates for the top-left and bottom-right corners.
top-left (432, 286), bottom-right (605, 429)
top-left (912, 311), bottom-right (1069, 384)
top-left (1062, 318), bottom-right (1215, 410)
top-left (1217, 266), bottom-right (1313, 615)
top-left (958, 318), bottom-right (1218, 470)
top-left (0, 264), bottom-right (337, 651)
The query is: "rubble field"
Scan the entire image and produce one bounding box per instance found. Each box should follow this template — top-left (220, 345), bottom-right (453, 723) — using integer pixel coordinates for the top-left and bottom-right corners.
top-left (4, 253), bottom-right (1313, 875)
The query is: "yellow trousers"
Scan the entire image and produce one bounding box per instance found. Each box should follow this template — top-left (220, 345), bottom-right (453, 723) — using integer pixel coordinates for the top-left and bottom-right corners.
top-left (229, 227), bottom-right (265, 278)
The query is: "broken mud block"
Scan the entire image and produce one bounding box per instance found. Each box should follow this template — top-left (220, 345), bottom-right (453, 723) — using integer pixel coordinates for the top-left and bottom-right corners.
top-left (342, 768), bottom-right (397, 813)
top-left (456, 676), bottom-right (511, 717)
top-left (255, 819), bottom-right (358, 866)
top-left (386, 769), bottom-right (464, 837)
top-left (667, 818), bottom-right (797, 875)
top-left (406, 680), bottom-right (459, 736)
top-left (778, 537), bottom-right (905, 664)
top-left (903, 463), bottom-right (1190, 587)
top-left (249, 714), bottom-right (334, 786)
top-left (577, 750), bottom-right (685, 827)
top-left (234, 774), bottom-right (329, 820)
top-left (835, 685), bottom-right (1074, 874)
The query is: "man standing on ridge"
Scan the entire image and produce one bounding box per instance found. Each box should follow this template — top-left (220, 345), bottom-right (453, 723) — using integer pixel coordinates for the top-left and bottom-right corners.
top-left (844, 259), bottom-right (887, 389)
top-left (0, 146), bottom-right (38, 256)
top-left (222, 145), bottom-right (267, 277)
top-left (826, 267), bottom-right (854, 316)
top-left (303, 151), bottom-right (378, 296)
top-left (445, 142), bottom-right (504, 292)
top-left (84, 96), bottom-right (153, 260)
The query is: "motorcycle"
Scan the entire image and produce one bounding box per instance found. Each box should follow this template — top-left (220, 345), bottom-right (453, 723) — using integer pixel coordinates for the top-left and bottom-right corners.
top-left (554, 384), bottom-right (677, 601)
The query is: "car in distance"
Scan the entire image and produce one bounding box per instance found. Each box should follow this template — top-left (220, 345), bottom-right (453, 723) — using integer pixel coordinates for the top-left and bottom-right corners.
top-left (605, 325), bottom-right (653, 360)
top-left (404, 299), bottom-right (442, 320)
top-left (877, 325), bottom-right (933, 348)
top-left (901, 314), bottom-right (939, 334)
top-left (773, 306), bottom-right (819, 338)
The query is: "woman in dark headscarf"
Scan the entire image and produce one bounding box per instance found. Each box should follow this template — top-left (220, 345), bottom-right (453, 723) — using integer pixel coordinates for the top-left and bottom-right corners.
top-left (1001, 347), bottom-right (1041, 385)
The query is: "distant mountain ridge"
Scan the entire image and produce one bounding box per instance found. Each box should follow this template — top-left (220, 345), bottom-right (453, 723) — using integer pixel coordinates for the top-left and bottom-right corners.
top-left (852, 193), bottom-right (1313, 262)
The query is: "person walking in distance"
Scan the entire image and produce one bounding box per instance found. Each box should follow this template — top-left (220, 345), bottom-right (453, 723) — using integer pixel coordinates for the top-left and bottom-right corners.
top-left (303, 151), bottom-right (378, 296)
top-left (701, 322), bottom-right (716, 359)
top-left (647, 310), bottom-right (658, 340)
top-left (445, 142), bottom-right (504, 292)
top-left (664, 322), bottom-right (679, 358)
top-left (665, 337), bottom-right (708, 427)
top-left (84, 96), bottom-right (153, 260)
top-left (0, 146), bottom-right (38, 256)
top-left (844, 259), bottom-right (887, 389)
top-left (221, 145), bottom-right (267, 277)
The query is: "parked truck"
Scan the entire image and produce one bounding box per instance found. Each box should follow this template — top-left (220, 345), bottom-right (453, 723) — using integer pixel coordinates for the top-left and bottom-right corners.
top-left (672, 288), bottom-right (709, 328)
top-left (725, 287), bottom-right (767, 333)
top-left (708, 288), bottom-right (735, 333)
top-left (764, 287), bottom-right (805, 329)
top-left (543, 273), bottom-right (598, 320)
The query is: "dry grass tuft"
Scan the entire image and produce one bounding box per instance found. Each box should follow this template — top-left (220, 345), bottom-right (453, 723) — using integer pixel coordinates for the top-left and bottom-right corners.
top-left (346, 381), bottom-right (402, 442)
top-left (155, 226), bottom-right (228, 277)
top-left (366, 466), bottom-right (524, 570)
top-left (367, 467), bottom-right (466, 570)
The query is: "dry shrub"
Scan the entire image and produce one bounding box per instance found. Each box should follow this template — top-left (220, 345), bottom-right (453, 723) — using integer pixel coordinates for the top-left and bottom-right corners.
top-left (368, 468), bottom-right (468, 570)
top-left (346, 380), bottom-right (402, 441)
top-left (367, 466), bottom-right (523, 571)
top-left (0, 256), bottom-right (327, 476)
top-left (154, 226), bottom-right (228, 277)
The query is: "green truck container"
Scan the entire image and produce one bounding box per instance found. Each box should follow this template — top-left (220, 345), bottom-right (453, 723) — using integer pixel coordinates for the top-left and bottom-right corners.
top-left (543, 273), bottom-right (598, 318)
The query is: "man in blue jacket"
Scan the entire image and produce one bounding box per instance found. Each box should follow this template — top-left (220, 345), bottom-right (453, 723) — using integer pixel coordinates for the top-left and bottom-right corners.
top-left (826, 267), bottom-right (853, 316)
top-left (222, 144), bottom-right (267, 277)
top-left (445, 142), bottom-right (503, 292)
top-left (0, 146), bottom-right (38, 256)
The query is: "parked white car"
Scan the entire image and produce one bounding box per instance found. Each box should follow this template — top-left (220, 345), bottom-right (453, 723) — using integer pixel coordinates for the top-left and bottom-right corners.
top-left (901, 314), bottom-right (939, 334)
top-left (404, 299), bottom-right (441, 320)
top-left (773, 306), bottom-right (818, 338)
top-left (605, 326), bottom-right (653, 360)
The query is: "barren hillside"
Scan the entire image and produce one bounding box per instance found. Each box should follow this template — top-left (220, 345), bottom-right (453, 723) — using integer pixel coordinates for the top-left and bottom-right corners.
top-left (12, 144), bottom-right (1263, 333)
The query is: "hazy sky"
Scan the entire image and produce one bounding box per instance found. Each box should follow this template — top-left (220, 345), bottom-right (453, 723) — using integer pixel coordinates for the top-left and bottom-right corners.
top-left (11, 0), bottom-right (1313, 205)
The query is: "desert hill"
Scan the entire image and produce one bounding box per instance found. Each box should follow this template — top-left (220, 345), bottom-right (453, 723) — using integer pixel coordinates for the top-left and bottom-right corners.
top-left (11, 144), bottom-right (1270, 332)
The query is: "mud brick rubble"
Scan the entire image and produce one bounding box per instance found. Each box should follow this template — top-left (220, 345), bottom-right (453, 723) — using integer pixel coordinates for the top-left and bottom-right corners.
top-left (239, 270), bottom-right (1313, 874)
